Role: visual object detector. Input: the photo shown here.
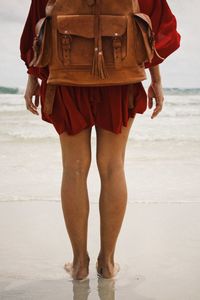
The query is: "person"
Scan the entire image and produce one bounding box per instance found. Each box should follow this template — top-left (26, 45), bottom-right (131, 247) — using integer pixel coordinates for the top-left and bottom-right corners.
top-left (20, 0), bottom-right (181, 280)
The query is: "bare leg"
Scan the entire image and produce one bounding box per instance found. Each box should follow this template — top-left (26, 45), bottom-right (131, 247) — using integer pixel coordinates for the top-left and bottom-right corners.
top-left (59, 127), bottom-right (92, 280)
top-left (95, 116), bottom-right (135, 278)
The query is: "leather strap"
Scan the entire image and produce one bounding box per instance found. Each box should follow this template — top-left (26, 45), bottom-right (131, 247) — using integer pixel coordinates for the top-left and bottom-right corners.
top-left (44, 84), bottom-right (57, 115)
top-left (46, 0), bottom-right (56, 16)
top-left (61, 33), bottom-right (72, 65)
top-left (113, 34), bottom-right (122, 69)
top-left (131, 0), bottom-right (140, 13)
top-left (87, 0), bottom-right (95, 6)
top-left (91, 0), bottom-right (108, 78)
top-left (127, 84), bottom-right (135, 109)
top-left (94, 0), bottom-right (101, 53)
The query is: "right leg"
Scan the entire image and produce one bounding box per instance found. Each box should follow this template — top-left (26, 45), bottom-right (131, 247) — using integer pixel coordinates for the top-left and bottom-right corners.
top-left (59, 127), bottom-right (92, 280)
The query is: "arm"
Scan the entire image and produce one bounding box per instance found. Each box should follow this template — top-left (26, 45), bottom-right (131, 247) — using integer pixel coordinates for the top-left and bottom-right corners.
top-left (148, 65), bottom-right (164, 119)
top-left (20, 0), bottom-right (48, 115)
top-left (138, 0), bottom-right (181, 119)
top-left (24, 74), bottom-right (40, 115)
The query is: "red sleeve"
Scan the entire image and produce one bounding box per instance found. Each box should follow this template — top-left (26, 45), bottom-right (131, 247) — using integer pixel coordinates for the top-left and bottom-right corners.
top-left (139, 0), bottom-right (181, 68)
top-left (20, 0), bottom-right (48, 78)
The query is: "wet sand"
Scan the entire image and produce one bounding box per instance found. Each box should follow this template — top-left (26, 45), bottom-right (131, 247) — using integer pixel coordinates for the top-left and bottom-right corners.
top-left (0, 200), bottom-right (200, 300)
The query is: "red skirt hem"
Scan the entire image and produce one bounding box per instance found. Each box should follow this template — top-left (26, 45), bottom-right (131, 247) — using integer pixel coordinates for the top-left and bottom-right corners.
top-left (40, 81), bottom-right (147, 135)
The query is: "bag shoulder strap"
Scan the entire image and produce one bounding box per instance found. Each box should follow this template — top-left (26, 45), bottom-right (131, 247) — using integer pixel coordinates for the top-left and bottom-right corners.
top-left (131, 0), bottom-right (140, 13)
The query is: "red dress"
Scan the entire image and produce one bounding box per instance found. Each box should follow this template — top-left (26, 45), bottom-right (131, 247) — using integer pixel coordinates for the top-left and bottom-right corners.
top-left (20, 0), bottom-right (180, 135)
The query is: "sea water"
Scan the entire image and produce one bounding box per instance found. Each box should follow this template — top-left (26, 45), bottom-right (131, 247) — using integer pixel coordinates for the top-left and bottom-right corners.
top-left (0, 88), bottom-right (200, 142)
top-left (0, 88), bottom-right (200, 204)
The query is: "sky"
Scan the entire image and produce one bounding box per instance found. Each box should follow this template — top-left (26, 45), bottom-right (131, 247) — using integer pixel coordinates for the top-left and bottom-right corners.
top-left (0, 0), bottom-right (199, 89)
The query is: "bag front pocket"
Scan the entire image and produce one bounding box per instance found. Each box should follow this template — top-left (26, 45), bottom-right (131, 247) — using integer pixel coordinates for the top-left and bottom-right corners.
top-left (56, 15), bottom-right (127, 68)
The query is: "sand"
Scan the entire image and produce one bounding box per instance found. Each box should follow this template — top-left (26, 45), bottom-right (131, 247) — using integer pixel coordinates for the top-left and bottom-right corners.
top-left (0, 200), bottom-right (200, 300)
top-left (0, 117), bottom-right (200, 299)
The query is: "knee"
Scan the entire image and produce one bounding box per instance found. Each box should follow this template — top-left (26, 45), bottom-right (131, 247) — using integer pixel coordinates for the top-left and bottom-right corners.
top-left (62, 157), bottom-right (91, 179)
top-left (96, 156), bottom-right (124, 179)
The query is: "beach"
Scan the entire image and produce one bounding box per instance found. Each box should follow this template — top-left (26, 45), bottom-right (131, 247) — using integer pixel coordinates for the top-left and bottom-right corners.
top-left (1, 201), bottom-right (200, 300)
top-left (0, 90), bottom-right (200, 299)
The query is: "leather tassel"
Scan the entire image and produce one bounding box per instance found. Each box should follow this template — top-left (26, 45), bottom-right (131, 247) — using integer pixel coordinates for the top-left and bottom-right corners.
top-left (91, 0), bottom-right (108, 80)
top-left (97, 50), bottom-right (108, 79)
top-left (92, 48), bottom-right (99, 76)
top-left (92, 49), bottom-right (108, 79)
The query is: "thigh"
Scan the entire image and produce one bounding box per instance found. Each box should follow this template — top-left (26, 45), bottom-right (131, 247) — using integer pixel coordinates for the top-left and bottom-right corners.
top-left (95, 116), bottom-right (136, 165)
top-left (59, 127), bottom-right (92, 171)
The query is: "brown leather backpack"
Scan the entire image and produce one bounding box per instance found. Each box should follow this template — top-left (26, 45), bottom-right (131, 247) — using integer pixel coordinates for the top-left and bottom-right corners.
top-left (30, 0), bottom-right (163, 115)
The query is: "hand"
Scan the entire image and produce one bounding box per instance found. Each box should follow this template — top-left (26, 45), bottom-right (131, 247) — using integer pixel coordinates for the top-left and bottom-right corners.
top-left (148, 81), bottom-right (164, 119)
top-left (24, 75), bottom-right (40, 115)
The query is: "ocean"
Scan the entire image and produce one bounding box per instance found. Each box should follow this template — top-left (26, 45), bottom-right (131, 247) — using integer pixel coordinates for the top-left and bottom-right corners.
top-left (0, 87), bottom-right (200, 204)
top-left (0, 87), bottom-right (200, 142)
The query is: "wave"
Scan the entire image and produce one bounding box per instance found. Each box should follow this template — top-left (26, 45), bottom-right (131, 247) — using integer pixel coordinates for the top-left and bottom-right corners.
top-left (163, 88), bottom-right (200, 95)
top-left (0, 86), bottom-right (200, 95)
top-left (0, 196), bottom-right (199, 204)
top-left (1, 131), bottom-right (199, 142)
top-left (0, 86), bottom-right (21, 94)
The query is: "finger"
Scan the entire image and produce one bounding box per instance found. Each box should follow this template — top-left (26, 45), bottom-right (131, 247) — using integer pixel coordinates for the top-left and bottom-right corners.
top-left (26, 103), bottom-right (39, 115)
top-left (24, 93), bottom-right (39, 109)
top-left (24, 94), bottom-right (35, 108)
top-left (24, 94), bottom-right (31, 104)
top-left (151, 102), bottom-right (162, 117)
top-left (151, 105), bottom-right (162, 119)
top-left (28, 107), bottom-right (39, 115)
top-left (155, 101), bottom-right (163, 109)
top-left (26, 106), bottom-right (38, 115)
top-left (148, 96), bottom-right (153, 109)
top-left (30, 99), bottom-right (38, 110)
top-left (34, 95), bottom-right (40, 107)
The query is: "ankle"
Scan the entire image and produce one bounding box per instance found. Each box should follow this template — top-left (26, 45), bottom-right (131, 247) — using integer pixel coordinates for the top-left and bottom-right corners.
top-left (73, 252), bottom-right (90, 265)
top-left (97, 253), bottom-right (114, 265)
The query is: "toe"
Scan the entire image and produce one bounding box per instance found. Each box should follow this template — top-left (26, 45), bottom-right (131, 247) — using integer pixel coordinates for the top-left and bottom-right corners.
top-left (64, 262), bottom-right (73, 273)
top-left (113, 263), bottom-right (120, 276)
top-left (96, 261), bottom-right (120, 279)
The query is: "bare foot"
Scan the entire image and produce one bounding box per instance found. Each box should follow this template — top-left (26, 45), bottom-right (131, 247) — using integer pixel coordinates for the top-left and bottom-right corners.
top-left (64, 256), bottom-right (90, 281)
top-left (96, 261), bottom-right (120, 279)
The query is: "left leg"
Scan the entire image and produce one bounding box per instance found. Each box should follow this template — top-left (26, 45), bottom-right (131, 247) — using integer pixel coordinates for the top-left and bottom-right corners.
top-left (95, 116), bottom-right (135, 278)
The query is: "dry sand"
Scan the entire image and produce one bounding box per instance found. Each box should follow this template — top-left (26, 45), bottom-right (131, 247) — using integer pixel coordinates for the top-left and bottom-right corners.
top-left (0, 200), bottom-right (200, 300)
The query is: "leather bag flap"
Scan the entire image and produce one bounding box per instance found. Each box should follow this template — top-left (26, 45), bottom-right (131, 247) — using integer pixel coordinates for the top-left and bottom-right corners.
top-left (30, 16), bottom-right (51, 67)
top-left (56, 15), bottom-right (127, 38)
top-left (133, 13), bottom-right (154, 62)
top-left (134, 13), bottom-right (153, 31)
top-left (100, 15), bottom-right (127, 36)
